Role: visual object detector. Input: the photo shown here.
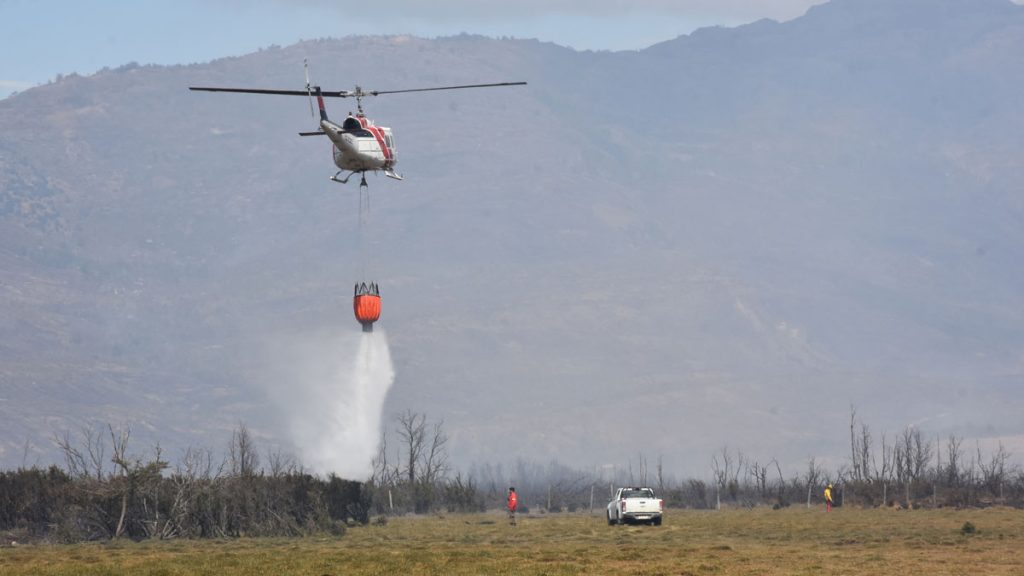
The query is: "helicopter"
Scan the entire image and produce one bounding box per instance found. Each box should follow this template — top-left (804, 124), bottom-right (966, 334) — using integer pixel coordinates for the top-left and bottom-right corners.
top-left (190, 62), bottom-right (526, 188)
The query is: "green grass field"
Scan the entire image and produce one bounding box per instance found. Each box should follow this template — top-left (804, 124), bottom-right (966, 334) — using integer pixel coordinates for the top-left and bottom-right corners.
top-left (2, 507), bottom-right (1022, 575)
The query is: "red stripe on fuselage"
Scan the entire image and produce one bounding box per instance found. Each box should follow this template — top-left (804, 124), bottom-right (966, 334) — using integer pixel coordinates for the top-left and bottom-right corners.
top-left (367, 127), bottom-right (392, 164)
top-left (355, 118), bottom-right (392, 166)
top-left (367, 126), bottom-right (391, 161)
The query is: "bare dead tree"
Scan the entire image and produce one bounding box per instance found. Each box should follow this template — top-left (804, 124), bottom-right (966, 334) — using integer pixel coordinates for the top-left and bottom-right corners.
top-left (86, 426), bottom-right (107, 481)
top-left (965, 448), bottom-right (979, 506)
top-left (370, 430), bottom-right (398, 514)
top-left (895, 429), bottom-right (909, 504)
top-left (748, 459), bottom-right (769, 498)
top-left (834, 465), bottom-right (851, 507)
top-left (20, 435), bottom-right (34, 470)
top-left (396, 410), bottom-right (427, 485)
top-left (419, 419), bottom-right (449, 484)
top-left (874, 432), bottom-right (896, 504)
top-left (389, 410), bottom-right (451, 513)
top-left (850, 405), bottom-right (861, 482)
top-left (895, 426), bottom-right (931, 506)
top-left (894, 435), bottom-right (908, 487)
top-left (55, 430), bottom-right (88, 479)
top-left (160, 446), bottom-right (215, 538)
top-left (945, 435), bottom-right (964, 487)
top-left (100, 424), bottom-right (167, 539)
top-left (228, 423), bottom-right (260, 478)
top-left (804, 457), bottom-right (822, 508)
top-left (772, 459), bottom-right (785, 503)
top-left (858, 422), bottom-right (873, 485)
top-left (54, 424), bottom-right (138, 539)
top-left (711, 447), bottom-right (732, 509)
top-left (978, 441), bottom-right (1011, 500)
top-left (732, 450), bottom-right (746, 501)
top-left (372, 430), bottom-right (396, 486)
top-left (711, 446), bottom-right (744, 505)
top-left (137, 443), bottom-right (178, 540)
top-left (54, 424), bottom-right (110, 481)
top-left (876, 433), bottom-right (893, 484)
top-left (909, 428), bottom-right (933, 481)
top-left (108, 424), bottom-right (133, 539)
top-left (179, 445), bottom-right (215, 480)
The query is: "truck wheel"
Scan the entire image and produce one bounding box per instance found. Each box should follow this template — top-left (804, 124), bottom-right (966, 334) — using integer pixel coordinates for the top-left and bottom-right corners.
top-left (607, 512), bottom-right (615, 526)
top-left (653, 516), bottom-right (662, 526)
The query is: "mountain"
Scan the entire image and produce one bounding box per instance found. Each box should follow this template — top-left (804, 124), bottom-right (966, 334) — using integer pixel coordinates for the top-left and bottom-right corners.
top-left (2, 0), bottom-right (1023, 475)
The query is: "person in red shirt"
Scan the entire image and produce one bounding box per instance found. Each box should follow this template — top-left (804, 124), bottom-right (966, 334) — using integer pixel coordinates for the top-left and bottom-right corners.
top-left (507, 487), bottom-right (518, 526)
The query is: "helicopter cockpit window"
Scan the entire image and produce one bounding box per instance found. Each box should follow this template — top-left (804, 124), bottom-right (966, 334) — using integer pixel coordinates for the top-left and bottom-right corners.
top-left (384, 133), bottom-right (394, 149)
top-left (342, 117), bottom-right (362, 131)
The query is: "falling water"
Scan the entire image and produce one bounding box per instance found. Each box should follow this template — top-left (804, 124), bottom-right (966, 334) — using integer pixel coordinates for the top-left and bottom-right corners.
top-left (274, 329), bottom-right (395, 478)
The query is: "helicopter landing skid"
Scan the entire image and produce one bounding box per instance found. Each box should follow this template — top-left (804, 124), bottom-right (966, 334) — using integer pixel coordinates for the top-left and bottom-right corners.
top-left (330, 170), bottom-right (354, 184)
top-left (330, 171), bottom-right (370, 188)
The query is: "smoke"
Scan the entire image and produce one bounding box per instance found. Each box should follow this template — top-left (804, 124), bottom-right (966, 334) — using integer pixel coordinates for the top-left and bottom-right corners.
top-left (266, 328), bottom-right (395, 479)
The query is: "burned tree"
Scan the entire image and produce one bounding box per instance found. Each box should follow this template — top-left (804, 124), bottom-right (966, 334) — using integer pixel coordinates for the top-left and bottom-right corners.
top-left (386, 410), bottom-right (451, 513)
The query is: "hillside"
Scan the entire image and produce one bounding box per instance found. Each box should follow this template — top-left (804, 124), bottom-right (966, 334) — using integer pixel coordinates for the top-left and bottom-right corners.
top-left (2, 0), bottom-right (1023, 474)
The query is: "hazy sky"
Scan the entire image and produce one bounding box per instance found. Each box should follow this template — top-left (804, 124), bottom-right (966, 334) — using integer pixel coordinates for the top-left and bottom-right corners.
top-left (0, 0), bottom-right (829, 99)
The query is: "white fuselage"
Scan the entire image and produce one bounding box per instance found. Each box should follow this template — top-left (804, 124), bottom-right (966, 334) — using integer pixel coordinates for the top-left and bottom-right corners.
top-left (322, 115), bottom-right (396, 173)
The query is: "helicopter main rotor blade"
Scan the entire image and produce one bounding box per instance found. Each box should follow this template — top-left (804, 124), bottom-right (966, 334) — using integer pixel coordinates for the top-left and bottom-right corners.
top-left (369, 81), bottom-right (527, 96)
top-left (189, 81), bottom-right (526, 98)
top-left (189, 87), bottom-right (356, 98)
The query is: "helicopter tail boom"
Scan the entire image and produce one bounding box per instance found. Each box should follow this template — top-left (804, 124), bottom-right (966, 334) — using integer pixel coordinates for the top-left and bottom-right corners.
top-left (313, 86), bottom-right (329, 122)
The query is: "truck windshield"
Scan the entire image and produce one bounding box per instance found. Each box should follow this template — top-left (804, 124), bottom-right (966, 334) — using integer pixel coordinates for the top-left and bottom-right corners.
top-left (623, 489), bottom-right (655, 499)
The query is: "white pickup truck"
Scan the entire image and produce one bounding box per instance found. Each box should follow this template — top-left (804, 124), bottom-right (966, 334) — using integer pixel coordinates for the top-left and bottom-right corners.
top-left (606, 487), bottom-right (664, 526)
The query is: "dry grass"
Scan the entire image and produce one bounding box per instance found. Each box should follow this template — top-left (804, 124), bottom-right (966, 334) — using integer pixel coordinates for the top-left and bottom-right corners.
top-left (2, 507), bottom-right (1022, 575)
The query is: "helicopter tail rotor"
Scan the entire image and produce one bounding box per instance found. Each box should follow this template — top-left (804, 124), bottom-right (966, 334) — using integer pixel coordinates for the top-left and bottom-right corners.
top-left (303, 58), bottom-right (315, 121)
top-left (303, 60), bottom-right (330, 124)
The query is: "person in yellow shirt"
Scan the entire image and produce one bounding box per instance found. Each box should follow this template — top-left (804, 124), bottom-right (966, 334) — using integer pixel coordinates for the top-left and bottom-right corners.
top-left (824, 483), bottom-right (833, 512)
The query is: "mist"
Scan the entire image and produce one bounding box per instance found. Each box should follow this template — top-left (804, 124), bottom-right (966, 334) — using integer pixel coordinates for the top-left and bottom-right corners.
top-left (266, 328), bottom-right (395, 479)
